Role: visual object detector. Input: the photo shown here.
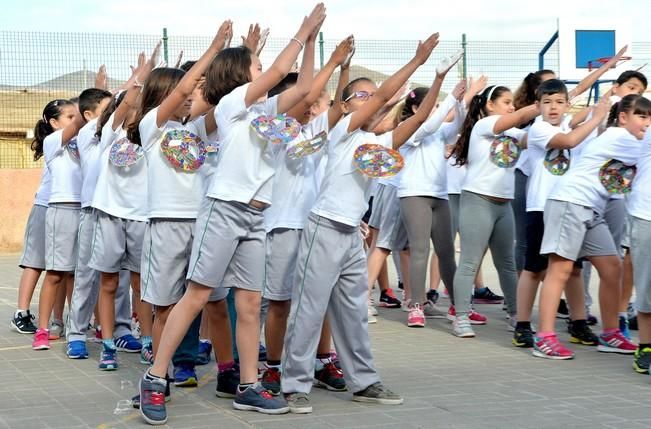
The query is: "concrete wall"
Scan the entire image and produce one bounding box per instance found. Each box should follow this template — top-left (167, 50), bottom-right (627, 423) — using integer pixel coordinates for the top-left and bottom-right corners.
top-left (0, 169), bottom-right (41, 253)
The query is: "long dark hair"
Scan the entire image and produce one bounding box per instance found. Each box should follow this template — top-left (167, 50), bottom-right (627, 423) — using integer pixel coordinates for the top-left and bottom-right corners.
top-left (399, 87), bottom-right (428, 122)
top-left (203, 46), bottom-right (253, 106)
top-left (126, 67), bottom-right (185, 145)
top-left (96, 91), bottom-right (127, 140)
top-left (606, 94), bottom-right (651, 128)
top-left (514, 69), bottom-right (555, 110)
top-left (32, 99), bottom-right (75, 161)
top-left (450, 85), bottom-right (510, 166)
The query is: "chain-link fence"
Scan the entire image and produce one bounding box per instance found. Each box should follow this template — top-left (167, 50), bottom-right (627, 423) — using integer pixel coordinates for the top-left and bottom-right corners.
top-left (1, 30), bottom-right (650, 168)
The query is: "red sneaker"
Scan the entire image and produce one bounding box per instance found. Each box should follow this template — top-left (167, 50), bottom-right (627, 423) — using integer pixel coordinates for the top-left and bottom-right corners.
top-left (533, 334), bottom-right (574, 360)
top-left (32, 328), bottom-right (50, 350)
top-left (407, 303), bottom-right (425, 328)
top-left (446, 305), bottom-right (487, 325)
top-left (597, 330), bottom-right (637, 354)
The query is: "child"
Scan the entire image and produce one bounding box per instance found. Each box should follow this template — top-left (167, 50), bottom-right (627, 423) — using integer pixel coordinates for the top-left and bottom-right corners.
top-left (32, 98), bottom-right (86, 350)
top-left (512, 79), bottom-right (610, 348)
top-left (534, 94), bottom-right (651, 359)
top-left (138, 7), bottom-right (325, 424)
top-left (281, 32), bottom-right (441, 414)
top-left (12, 100), bottom-right (75, 336)
top-left (449, 85), bottom-right (539, 338)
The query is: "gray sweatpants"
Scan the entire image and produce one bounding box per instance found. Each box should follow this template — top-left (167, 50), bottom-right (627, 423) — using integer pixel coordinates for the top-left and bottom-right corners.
top-left (67, 208), bottom-right (131, 342)
top-left (400, 196), bottom-right (456, 304)
top-left (453, 191), bottom-right (517, 316)
top-left (281, 214), bottom-right (380, 394)
top-left (449, 193), bottom-right (461, 236)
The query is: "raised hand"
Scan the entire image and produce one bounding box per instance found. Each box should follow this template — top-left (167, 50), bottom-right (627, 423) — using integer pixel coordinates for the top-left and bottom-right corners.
top-left (436, 49), bottom-right (463, 76)
top-left (468, 75), bottom-right (488, 96)
top-left (149, 40), bottom-right (162, 68)
top-left (211, 20), bottom-right (233, 51)
top-left (307, 12), bottom-right (326, 43)
top-left (256, 28), bottom-right (270, 55)
top-left (174, 50), bottom-right (184, 68)
top-left (296, 3), bottom-right (326, 42)
top-left (242, 23), bottom-right (261, 52)
top-left (414, 33), bottom-right (439, 65)
top-left (330, 35), bottom-right (355, 67)
top-left (593, 89), bottom-right (613, 119)
top-left (451, 79), bottom-right (467, 101)
top-left (95, 64), bottom-right (107, 90)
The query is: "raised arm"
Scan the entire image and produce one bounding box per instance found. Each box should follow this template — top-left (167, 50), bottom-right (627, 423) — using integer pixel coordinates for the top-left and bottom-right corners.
top-left (95, 65), bottom-right (107, 90)
top-left (493, 104), bottom-right (539, 135)
top-left (156, 20), bottom-right (232, 127)
top-left (328, 38), bottom-right (354, 128)
top-left (464, 75), bottom-right (488, 106)
top-left (413, 79), bottom-right (466, 142)
top-left (348, 33), bottom-right (439, 133)
top-left (547, 94), bottom-right (611, 149)
top-left (245, 4), bottom-right (326, 107)
top-left (62, 110), bottom-right (85, 146)
top-left (568, 45), bottom-right (628, 100)
top-left (113, 51), bottom-right (154, 131)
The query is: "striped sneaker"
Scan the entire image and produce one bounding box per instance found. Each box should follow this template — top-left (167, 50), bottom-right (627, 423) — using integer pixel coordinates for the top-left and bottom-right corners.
top-left (533, 334), bottom-right (574, 360)
top-left (597, 330), bottom-right (637, 354)
top-left (407, 303), bottom-right (425, 328)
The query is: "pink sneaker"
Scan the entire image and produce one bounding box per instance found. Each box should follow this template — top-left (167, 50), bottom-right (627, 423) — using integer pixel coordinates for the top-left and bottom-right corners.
top-left (32, 328), bottom-right (50, 350)
top-left (407, 304), bottom-right (425, 328)
top-left (446, 305), bottom-right (487, 325)
top-left (533, 334), bottom-right (574, 360)
top-left (94, 326), bottom-right (103, 343)
top-left (597, 330), bottom-right (637, 354)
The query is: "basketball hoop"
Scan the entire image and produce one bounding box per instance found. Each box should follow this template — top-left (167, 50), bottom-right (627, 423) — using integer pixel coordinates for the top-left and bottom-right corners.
top-left (588, 56), bottom-right (632, 71)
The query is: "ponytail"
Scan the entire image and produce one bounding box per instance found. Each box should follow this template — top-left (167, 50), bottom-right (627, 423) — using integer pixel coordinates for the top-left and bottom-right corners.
top-left (606, 101), bottom-right (621, 128)
top-left (31, 99), bottom-right (74, 161)
top-left (607, 94), bottom-right (651, 128)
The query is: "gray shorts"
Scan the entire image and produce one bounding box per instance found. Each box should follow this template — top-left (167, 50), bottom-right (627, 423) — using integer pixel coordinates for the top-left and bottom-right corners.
top-left (263, 228), bottom-right (301, 301)
top-left (19, 204), bottom-right (48, 270)
top-left (187, 198), bottom-right (266, 293)
top-left (540, 200), bottom-right (618, 261)
top-left (621, 214), bottom-right (632, 250)
top-left (141, 219), bottom-right (194, 307)
top-left (368, 184), bottom-right (408, 251)
top-left (630, 216), bottom-right (651, 313)
top-left (45, 203), bottom-right (81, 272)
top-left (88, 210), bottom-right (146, 273)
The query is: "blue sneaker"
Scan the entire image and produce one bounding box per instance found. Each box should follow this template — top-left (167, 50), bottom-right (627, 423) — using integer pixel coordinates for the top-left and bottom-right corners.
top-left (115, 334), bottom-right (142, 353)
top-left (141, 342), bottom-right (154, 365)
top-left (196, 340), bottom-right (212, 365)
top-left (66, 340), bottom-right (88, 359)
top-left (233, 382), bottom-right (289, 414)
top-left (139, 371), bottom-right (168, 425)
top-left (173, 364), bottom-right (198, 387)
top-left (99, 344), bottom-right (118, 370)
top-left (620, 316), bottom-right (632, 340)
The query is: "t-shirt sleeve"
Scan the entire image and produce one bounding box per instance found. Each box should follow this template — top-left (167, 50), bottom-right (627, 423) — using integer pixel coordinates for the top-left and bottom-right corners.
top-left (473, 115), bottom-right (501, 138)
top-left (263, 94), bottom-right (279, 117)
top-left (328, 115), bottom-right (353, 146)
top-left (216, 83), bottom-right (250, 125)
top-left (303, 111), bottom-right (329, 138)
top-left (412, 95), bottom-right (458, 142)
top-left (377, 131), bottom-right (393, 149)
top-left (43, 130), bottom-right (64, 166)
top-left (528, 121), bottom-right (561, 151)
top-left (99, 114), bottom-right (120, 150)
top-left (139, 107), bottom-right (164, 151)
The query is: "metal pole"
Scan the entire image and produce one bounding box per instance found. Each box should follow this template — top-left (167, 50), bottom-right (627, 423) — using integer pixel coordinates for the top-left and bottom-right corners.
top-left (318, 32), bottom-right (325, 69)
top-left (162, 28), bottom-right (169, 65)
top-left (461, 34), bottom-right (467, 80)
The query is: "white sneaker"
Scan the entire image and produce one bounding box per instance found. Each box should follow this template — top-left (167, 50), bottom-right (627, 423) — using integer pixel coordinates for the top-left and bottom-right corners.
top-left (401, 299), bottom-right (412, 312)
top-left (452, 315), bottom-right (475, 338)
top-left (423, 301), bottom-right (447, 319)
top-left (367, 306), bottom-right (378, 324)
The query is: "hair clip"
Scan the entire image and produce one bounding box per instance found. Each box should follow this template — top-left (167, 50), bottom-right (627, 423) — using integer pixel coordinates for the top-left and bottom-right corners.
top-left (409, 91), bottom-right (416, 99)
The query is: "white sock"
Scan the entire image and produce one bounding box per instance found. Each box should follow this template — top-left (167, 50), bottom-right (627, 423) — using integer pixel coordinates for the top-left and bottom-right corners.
top-left (619, 312), bottom-right (628, 319)
top-left (14, 309), bottom-right (27, 317)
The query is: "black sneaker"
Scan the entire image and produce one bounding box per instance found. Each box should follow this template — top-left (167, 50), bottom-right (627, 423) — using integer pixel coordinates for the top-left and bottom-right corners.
top-left (629, 315), bottom-right (639, 331)
top-left (568, 320), bottom-right (598, 346)
top-left (379, 289), bottom-right (401, 308)
top-left (556, 299), bottom-right (570, 319)
top-left (426, 289), bottom-right (440, 305)
top-left (352, 382), bottom-right (403, 405)
top-left (10, 310), bottom-right (37, 334)
top-left (633, 347), bottom-right (651, 374)
top-left (512, 326), bottom-right (534, 348)
top-left (139, 372), bottom-right (168, 425)
top-left (472, 287), bottom-right (503, 304)
top-left (314, 362), bottom-right (347, 391)
top-left (216, 367), bottom-right (240, 398)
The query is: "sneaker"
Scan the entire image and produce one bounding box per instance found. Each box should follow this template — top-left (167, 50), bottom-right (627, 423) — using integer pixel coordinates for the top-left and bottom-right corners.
top-left (140, 342), bottom-right (154, 365)
top-left (629, 314), bottom-right (638, 330)
top-left (447, 306), bottom-right (487, 325)
top-left (533, 335), bottom-right (574, 360)
top-left (587, 313), bottom-right (598, 326)
top-left (633, 347), bottom-right (651, 374)
top-left (99, 344), bottom-right (118, 370)
top-left (367, 305), bottom-right (377, 324)
top-left (556, 299), bottom-right (570, 319)
top-left (352, 382), bottom-right (403, 405)
top-left (48, 320), bottom-right (64, 340)
top-left (379, 288), bottom-right (401, 308)
top-left (131, 313), bottom-right (141, 339)
top-left (452, 315), bottom-right (475, 338)
top-left (401, 299), bottom-right (412, 312)
top-left (233, 383), bottom-right (289, 414)
top-left (426, 289), bottom-right (440, 305)
top-left (259, 344), bottom-right (267, 362)
top-left (115, 334), bottom-right (142, 353)
top-left (597, 330), bottom-right (637, 354)
top-left (11, 310), bottom-right (37, 334)
top-left (407, 303), bottom-right (425, 328)
top-left (196, 340), bottom-right (212, 365)
top-left (260, 367), bottom-right (281, 396)
top-left (94, 326), bottom-right (103, 343)
top-left (423, 301), bottom-right (447, 319)
top-left (139, 372), bottom-right (168, 425)
top-left (568, 321), bottom-right (599, 346)
top-left (398, 281), bottom-right (404, 290)
top-left (619, 316), bottom-right (632, 340)
top-left (472, 287), bottom-right (504, 304)
top-left (314, 362), bottom-right (347, 391)
top-left (173, 364), bottom-right (198, 387)
top-left (66, 340), bottom-right (88, 359)
top-left (285, 392), bottom-right (312, 414)
top-left (512, 326), bottom-right (534, 348)
top-left (32, 328), bottom-right (50, 350)
top-left (216, 366), bottom-right (240, 398)
top-left (368, 298), bottom-right (378, 316)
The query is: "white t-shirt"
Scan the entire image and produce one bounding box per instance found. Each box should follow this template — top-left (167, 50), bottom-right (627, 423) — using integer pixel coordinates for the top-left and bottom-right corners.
top-left (43, 129), bottom-right (82, 204)
top-left (549, 126), bottom-right (643, 215)
top-left (34, 167), bottom-right (52, 207)
top-left (397, 95), bottom-right (463, 199)
top-left (312, 115), bottom-right (392, 227)
top-left (77, 118), bottom-right (101, 208)
top-left (207, 83), bottom-right (279, 205)
top-left (462, 115), bottom-right (527, 199)
top-left (626, 129), bottom-right (651, 221)
top-left (192, 115), bottom-right (220, 197)
top-left (92, 114), bottom-right (148, 221)
top-left (140, 107), bottom-right (205, 219)
top-left (446, 156), bottom-right (466, 195)
top-left (264, 111), bottom-right (329, 232)
top-left (526, 119), bottom-right (572, 212)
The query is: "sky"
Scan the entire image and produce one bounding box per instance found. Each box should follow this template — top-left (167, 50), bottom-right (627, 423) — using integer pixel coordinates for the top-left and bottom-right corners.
top-left (3, 0), bottom-right (649, 41)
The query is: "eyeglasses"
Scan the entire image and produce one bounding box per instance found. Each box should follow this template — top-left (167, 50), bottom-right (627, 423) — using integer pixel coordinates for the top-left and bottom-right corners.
top-left (344, 91), bottom-right (374, 102)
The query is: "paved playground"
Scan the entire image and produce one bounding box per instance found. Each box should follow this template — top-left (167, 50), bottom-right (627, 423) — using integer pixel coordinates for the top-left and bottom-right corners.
top-left (0, 253), bottom-right (650, 429)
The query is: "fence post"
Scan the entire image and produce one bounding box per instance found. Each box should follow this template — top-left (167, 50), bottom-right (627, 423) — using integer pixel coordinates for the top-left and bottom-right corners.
top-left (162, 28), bottom-right (169, 65)
top-left (318, 32), bottom-right (324, 69)
top-left (461, 33), bottom-right (467, 80)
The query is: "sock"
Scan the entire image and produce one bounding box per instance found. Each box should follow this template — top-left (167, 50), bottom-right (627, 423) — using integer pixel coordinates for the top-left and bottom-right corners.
top-left (475, 287), bottom-right (487, 294)
top-left (200, 338), bottom-right (211, 344)
top-left (315, 353), bottom-right (332, 371)
top-left (103, 338), bottom-right (116, 350)
top-left (140, 335), bottom-right (152, 347)
top-left (638, 343), bottom-right (651, 350)
top-left (515, 321), bottom-right (531, 330)
top-left (536, 331), bottom-right (555, 339)
top-left (602, 328), bottom-right (619, 335)
top-left (15, 309), bottom-right (28, 318)
top-left (145, 368), bottom-right (166, 382)
top-left (265, 360), bottom-right (280, 369)
top-left (218, 361), bottom-right (236, 373)
top-left (238, 382), bottom-right (254, 393)
top-left (619, 312), bottom-right (628, 319)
